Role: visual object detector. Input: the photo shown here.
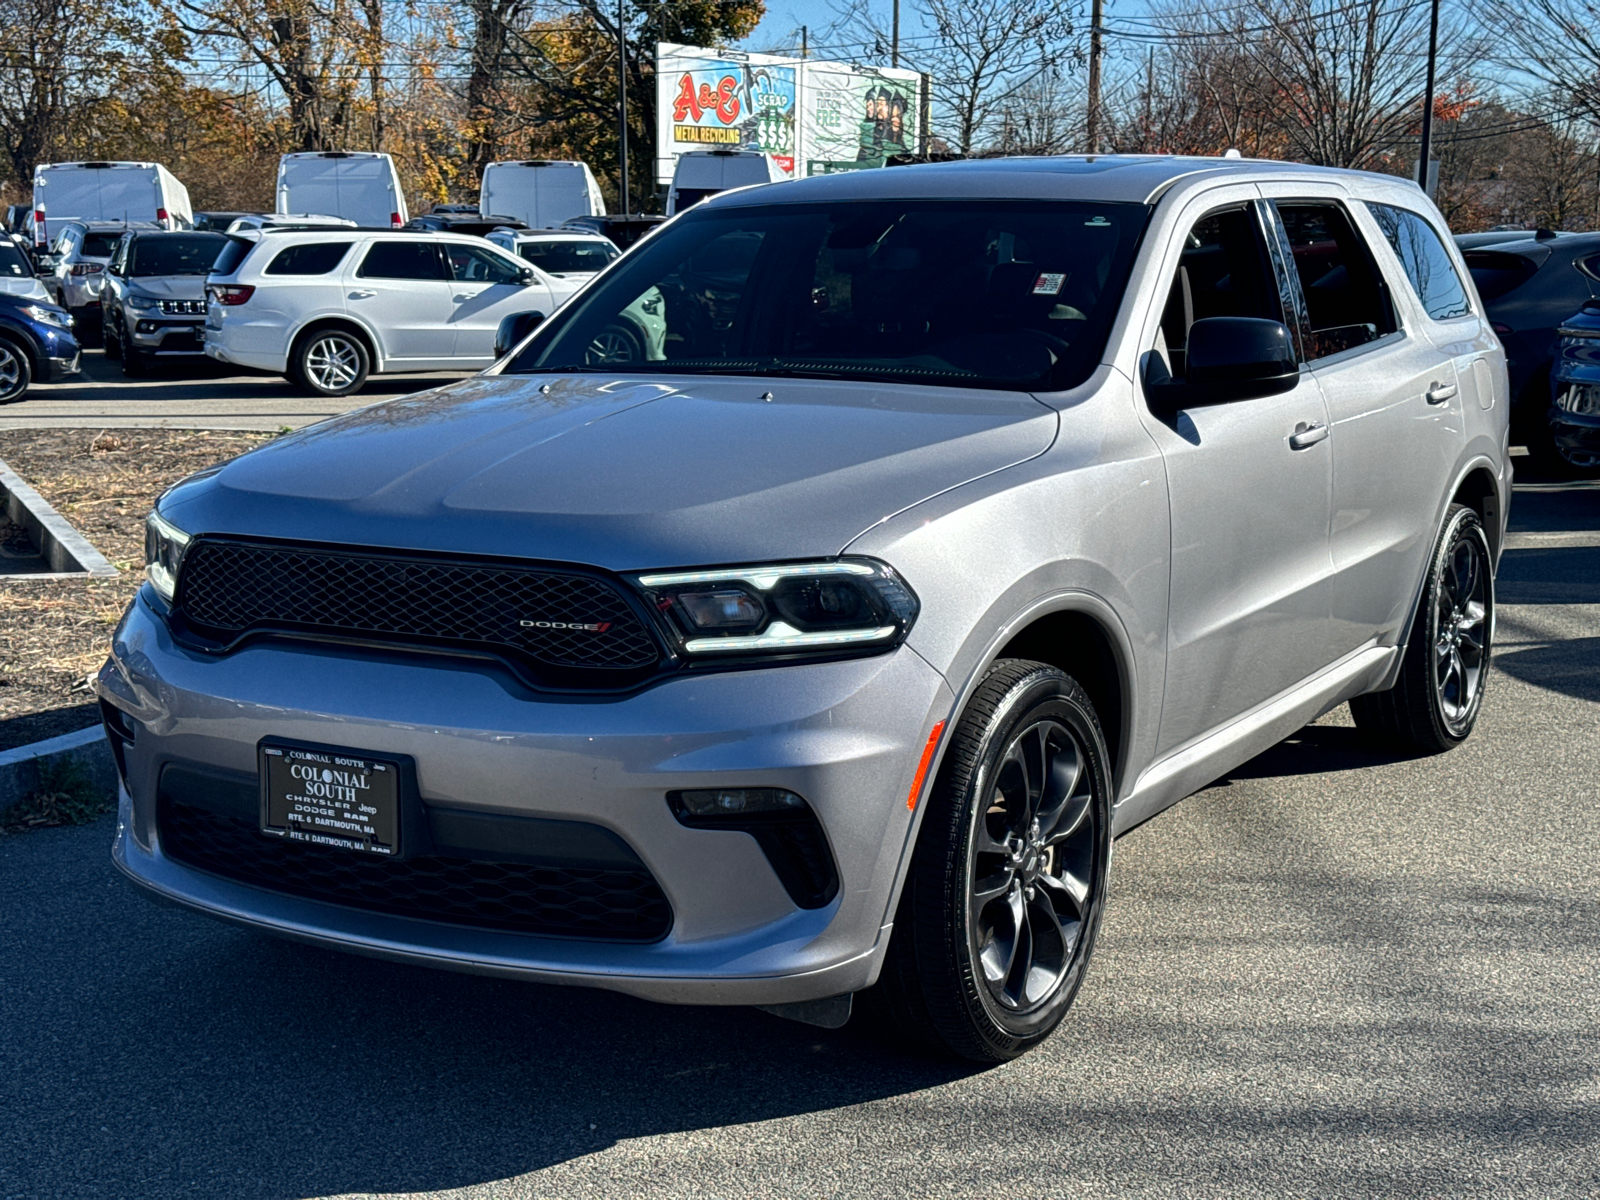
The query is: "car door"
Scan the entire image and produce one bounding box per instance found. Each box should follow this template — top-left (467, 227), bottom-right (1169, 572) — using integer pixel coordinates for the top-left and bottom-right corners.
top-left (441, 240), bottom-right (552, 365)
top-left (1138, 195), bottom-right (1337, 759)
top-left (1261, 193), bottom-right (1469, 655)
top-left (346, 238), bottom-right (455, 365)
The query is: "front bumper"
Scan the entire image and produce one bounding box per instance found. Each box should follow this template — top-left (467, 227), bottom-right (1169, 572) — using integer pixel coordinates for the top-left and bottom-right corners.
top-left (100, 592), bottom-right (953, 1005)
top-left (130, 316), bottom-right (205, 355)
top-left (1549, 403), bottom-right (1600, 462)
top-left (45, 351), bottom-right (81, 380)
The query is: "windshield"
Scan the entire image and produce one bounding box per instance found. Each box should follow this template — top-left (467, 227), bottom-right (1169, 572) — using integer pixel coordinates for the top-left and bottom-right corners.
top-left (509, 199), bottom-right (1149, 391)
top-left (130, 234), bottom-right (228, 276)
top-left (517, 238), bottom-right (619, 274)
top-left (0, 243), bottom-right (29, 278)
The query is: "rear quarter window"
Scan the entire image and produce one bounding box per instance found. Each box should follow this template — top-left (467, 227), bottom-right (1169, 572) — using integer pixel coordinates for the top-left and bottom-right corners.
top-left (266, 242), bottom-right (353, 275)
top-left (209, 238), bottom-right (256, 277)
top-left (1367, 203), bottom-right (1470, 320)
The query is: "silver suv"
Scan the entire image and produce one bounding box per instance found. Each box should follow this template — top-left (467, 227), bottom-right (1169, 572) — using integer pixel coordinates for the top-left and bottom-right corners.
top-left (44, 220), bottom-right (158, 340)
top-left (103, 230), bottom-right (229, 374)
top-left (102, 157), bottom-right (1510, 1062)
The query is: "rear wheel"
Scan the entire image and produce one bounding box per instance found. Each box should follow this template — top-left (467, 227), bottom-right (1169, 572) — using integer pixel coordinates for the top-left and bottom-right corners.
top-left (872, 659), bottom-right (1112, 1062)
top-left (292, 329), bottom-right (370, 397)
top-left (1351, 503), bottom-right (1493, 753)
top-left (0, 338), bottom-right (31, 402)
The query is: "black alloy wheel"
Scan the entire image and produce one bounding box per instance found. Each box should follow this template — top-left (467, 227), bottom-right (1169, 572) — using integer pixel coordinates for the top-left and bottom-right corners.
top-left (871, 659), bottom-right (1112, 1062)
top-left (1352, 503), bottom-right (1494, 752)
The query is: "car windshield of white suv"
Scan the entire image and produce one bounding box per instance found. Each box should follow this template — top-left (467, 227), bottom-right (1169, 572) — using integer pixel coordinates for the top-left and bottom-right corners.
top-left (129, 234), bottom-right (228, 276)
top-left (508, 199), bottom-right (1149, 391)
top-left (0, 243), bottom-right (28, 277)
top-left (516, 238), bottom-right (619, 275)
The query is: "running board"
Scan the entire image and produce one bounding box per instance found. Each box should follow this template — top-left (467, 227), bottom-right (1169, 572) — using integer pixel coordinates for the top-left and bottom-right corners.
top-left (1113, 643), bottom-right (1396, 837)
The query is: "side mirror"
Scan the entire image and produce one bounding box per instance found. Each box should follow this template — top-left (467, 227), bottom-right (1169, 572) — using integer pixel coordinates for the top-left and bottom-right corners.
top-left (1149, 316), bottom-right (1299, 412)
top-left (517, 266), bottom-right (536, 286)
top-left (494, 310), bottom-right (545, 359)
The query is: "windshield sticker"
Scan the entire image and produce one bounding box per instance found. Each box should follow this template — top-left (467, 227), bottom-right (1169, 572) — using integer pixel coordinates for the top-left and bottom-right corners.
top-left (1032, 273), bottom-right (1066, 295)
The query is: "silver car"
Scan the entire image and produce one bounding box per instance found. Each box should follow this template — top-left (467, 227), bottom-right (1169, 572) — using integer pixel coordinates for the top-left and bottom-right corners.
top-left (102, 230), bottom-right (229, 374)
top-left (44, 220), bottom-right (158, 337)
top-left (101, 158), bottom-right (1510, 1061)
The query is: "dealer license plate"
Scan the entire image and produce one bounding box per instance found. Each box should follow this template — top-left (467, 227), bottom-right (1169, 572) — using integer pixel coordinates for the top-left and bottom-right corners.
top-left (260, 744), bottom-right (399, 856)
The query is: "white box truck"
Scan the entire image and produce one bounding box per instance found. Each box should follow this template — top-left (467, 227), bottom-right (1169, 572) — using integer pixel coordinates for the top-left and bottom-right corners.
top-left (277, 152), bottom-right (408, 227)
top-left (31, 162), bottom-right (193, 250)
top-left (479, 161), bottom-right (606, 229)
top-left (666, 151), bottom-right (787, 216)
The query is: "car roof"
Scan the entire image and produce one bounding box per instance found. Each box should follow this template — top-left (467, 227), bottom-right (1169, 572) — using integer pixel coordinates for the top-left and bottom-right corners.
top-left (699, 153), bottom-right (1426, 209)
top-left (1460, 231), bottom-right (1600, 259)
top-left (503, 229), bottom-right (612, 241)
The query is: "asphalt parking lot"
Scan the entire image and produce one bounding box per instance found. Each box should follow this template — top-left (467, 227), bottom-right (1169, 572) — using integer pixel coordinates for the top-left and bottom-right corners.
top-left (0, 349), bottom-right (469, 431)
top-left (2, 479), bottom-right (1597, 1199)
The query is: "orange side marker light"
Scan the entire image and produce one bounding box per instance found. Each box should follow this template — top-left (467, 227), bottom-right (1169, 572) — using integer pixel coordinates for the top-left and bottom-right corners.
top-left (907, 720), bottom-right (947, 812)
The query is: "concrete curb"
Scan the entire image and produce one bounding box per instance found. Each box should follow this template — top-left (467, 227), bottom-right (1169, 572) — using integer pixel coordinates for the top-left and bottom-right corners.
top-left (0, 456), bottom-right (119, 578)
top-left (0, 725), bottom-right (116, 813)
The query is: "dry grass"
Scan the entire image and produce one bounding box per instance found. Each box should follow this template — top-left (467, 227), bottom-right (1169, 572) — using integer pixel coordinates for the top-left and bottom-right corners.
top-left (0, 428), bottom-right (272, 751)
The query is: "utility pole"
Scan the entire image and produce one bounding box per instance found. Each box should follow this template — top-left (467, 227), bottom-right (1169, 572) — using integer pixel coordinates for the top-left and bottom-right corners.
top-left (617, 0), bottom-right (630, 216)
top-left (892, 0), bottom-right (900, 68)
top-left (1086, 0), bottom-right (1104, 154)
top-left (1416, 0), bottom-right (1440, 195)
top-left (1144, 47), bottom-right (1154, 151)
top-left (801, 25), bottom-right (808, 57)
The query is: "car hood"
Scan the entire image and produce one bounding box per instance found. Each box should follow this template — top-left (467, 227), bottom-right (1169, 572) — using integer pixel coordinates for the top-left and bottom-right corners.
top-left (0, 277), bottom-right (48, 301)
top-left (162, 373), bottom-right (1058, 571)
top-left (126, 276), bottom-right (207, 299)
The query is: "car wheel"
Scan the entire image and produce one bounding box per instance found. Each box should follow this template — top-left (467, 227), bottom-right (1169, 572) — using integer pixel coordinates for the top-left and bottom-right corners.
top-left (103, 314), bottom-right (122, 360)
top-left (1351, 503), bottom-right (1493, 753)
top-left (873, 659), bottom-right (1112, 1062)
top-left (585, 323), bottom-right (643, 366)
top-left (0, 339), bottom-right (31, 403)
top-left (294, 330), bottom-right (369, 397)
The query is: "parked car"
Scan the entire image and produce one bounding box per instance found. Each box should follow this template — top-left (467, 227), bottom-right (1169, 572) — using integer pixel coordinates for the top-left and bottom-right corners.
top-left (558, 213), bottom-right (665, 250)
top-left (31, 161), bottom-right (192, 251)
top-left (484, 228), bottom-right (619, 281)
top-left (0, 290), bottom-right (80, 402)
top-left (666, 149), bottom-right (788, 215)
top-left (1546, 302), bottom-right (1600, 470)
top-left (202, 228), bottom-right (571, 394)
top-left (0, 237), bottom-right (51, 302)
top-left (41, 220), bottom-right (159, 340)
top-left (105, 157), bottom-right (1509, 1063)
top-left (480, 160), bottom-right (606, 229)
top-left (4, 204), bottom-right (29, 234)
top-left (1457, 230), bottom-right (1600, 467)
top-left (404, 212), bottom-right (528, 238)
top-left (193, 212), bottom-right (255, 232)
top-left (225, 213), bottom-right (357, 234)
top-left (277, 151), bottom-right (408, 228)
top-left (429, 203), bottom-right (480, 215)
top-left (102, 230), bottom-right (229, 375)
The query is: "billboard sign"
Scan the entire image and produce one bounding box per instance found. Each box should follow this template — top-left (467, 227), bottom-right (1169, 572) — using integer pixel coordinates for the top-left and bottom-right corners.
top-left (655, 44), bottom-right (927, 185)
top-left (656, 45), bottom-right (798, 180)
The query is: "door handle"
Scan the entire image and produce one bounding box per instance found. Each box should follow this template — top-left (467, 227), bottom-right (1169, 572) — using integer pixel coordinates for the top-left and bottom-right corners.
top-left (452, 293), bottom-right (471, 303)
top-left (348, 289), bottom-right (376, 299)
top-left (1425, 382), bottom-right (1457, 405)
top-left (1289, 420), bottom-right (1329, 450)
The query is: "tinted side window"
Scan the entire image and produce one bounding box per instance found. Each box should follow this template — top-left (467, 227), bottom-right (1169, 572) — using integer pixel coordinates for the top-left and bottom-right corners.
top-left (266, 242), bottom-right (353, 275)
top-left (1274, 202), bottom-right (1397, 360)
top-left (358, 241), bottom-right (445, 280)
top-left (1368, 203), bottom-right (1470, 320)
top-left (1158, 206), bottom-right (1282, 377)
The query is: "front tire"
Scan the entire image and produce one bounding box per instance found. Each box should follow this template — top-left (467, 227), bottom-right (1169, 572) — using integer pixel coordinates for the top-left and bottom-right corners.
top-left (1351, 503), bottom-right (1493, 753)
top-left (873, 659), bottom-right (1112, 1062)
top-left (103, 313), bottom-right (122, 360)
top-left (292, 329), bottom-right (370, 397)
top-left (0, 338), bottom-right (32, 402)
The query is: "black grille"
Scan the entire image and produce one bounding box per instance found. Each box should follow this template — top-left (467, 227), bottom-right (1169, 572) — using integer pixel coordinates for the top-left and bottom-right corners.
top-left (160, 299), bottom-right (205, 314)
top-left (175, 540), bottom-right (660, 674)
top-left (159, 800), bottom-right (672, 941)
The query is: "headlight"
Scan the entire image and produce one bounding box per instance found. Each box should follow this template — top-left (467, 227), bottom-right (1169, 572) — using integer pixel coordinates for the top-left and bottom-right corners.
top-left (634, 559), bottom-right (918, 659)
top-left (22, 304), bottom-right (71, 329)
top-left (126, 294), bottom-right (157, 310)
top-left (144, 510), bottom-right (192, 603)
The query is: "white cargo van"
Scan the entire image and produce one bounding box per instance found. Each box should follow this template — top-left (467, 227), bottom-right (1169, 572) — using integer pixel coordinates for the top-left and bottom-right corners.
top-left (479, 161), bottom-right (605, 229)
top-left (31, 162), bottom-right (193, 250)
top-left (276, 152), bottom-right (408, 228)
top-left (666, 151), bottom-right (787, 216)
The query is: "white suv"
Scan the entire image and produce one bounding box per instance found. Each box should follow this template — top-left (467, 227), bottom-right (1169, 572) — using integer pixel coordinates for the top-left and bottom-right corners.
top-left (202, 229), bottom-right (579, 396)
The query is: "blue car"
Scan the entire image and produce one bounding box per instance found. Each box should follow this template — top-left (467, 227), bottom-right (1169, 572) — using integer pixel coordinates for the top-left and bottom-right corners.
top-left (0, 289), bottom-right (81, 403)
top-left (1549, 303), bottom-right (1600, 472)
